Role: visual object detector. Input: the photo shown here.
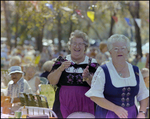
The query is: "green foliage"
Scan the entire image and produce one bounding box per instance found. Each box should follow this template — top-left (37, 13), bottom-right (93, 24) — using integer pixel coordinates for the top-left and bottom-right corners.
top-left (1, 1), bottom-right (149, 48)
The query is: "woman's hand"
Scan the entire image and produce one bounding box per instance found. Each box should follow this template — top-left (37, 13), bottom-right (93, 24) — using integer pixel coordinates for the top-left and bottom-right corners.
top-left (113, 105), bottom-right (128, 118)
top-left (136, 112), bottom-right (146, 118)
top-left (82, 66), bottom-right (90, 79)
top-left (59, 61), bottom-right (71, 72)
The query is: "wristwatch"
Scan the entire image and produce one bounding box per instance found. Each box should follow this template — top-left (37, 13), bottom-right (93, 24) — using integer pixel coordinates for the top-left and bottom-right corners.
top-left (139, 111), bottom-right (146, 114)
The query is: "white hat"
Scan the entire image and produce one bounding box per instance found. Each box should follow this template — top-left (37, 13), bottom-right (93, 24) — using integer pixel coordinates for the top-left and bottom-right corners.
top-left (8, 66), bottom-right (23, 75)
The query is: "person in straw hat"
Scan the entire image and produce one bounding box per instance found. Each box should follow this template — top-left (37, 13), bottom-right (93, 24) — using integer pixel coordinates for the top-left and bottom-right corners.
top-left (6, 66), bottom-right (32, 103)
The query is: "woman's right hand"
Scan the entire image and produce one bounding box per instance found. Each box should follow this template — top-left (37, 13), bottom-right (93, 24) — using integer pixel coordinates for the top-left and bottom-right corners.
top-left (114, 105), bottom-right (128, 118)
top-left (59, 61), bottom-right (71, 72)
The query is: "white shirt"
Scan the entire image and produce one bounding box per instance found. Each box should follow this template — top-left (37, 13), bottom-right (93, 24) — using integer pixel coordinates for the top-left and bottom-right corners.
top-left (27, 76), bottom-right (37, 94)
top-left (7, 77), bottom-right (32, 98)
top-left (65, 55), bottom-right (97, 73)
top-left (85, 60), bottom-right (149, 102)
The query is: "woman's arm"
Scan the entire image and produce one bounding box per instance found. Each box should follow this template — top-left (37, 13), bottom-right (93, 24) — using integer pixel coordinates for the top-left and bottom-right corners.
top-left (90, 96), bottom-right (128, 118)
top-left (137, 97), bottom-right (149, 118)
top-left (47, 61), bottom-right (71, 85)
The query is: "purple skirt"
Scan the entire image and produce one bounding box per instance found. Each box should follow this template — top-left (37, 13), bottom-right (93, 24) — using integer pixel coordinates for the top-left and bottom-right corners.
top-left (96, 104), bottom-right (137, 118)
top-left (106, 105), bottom-right (137, 118)
top-left (59, 86), bottom-right (94, 118)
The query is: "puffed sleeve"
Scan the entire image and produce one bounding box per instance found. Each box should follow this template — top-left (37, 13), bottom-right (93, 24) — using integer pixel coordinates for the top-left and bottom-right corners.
top-left (136, 69), bottom-right (149, 101)
top-left (85, 66), bottom-right (105, 98)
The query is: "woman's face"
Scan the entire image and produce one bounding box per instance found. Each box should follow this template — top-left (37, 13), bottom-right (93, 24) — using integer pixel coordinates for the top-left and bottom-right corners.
top-left (109, 41), bottom-right (128, 62)
top-left (26, 67), bottom-right (36, 79)
top-left (70, 37), bottom-right (86, 60)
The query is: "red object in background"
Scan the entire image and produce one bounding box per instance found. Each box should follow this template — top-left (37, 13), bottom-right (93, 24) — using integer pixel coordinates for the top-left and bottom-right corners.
top-left (112, 16), bottom-right (118, 23)
top-left (75, 10), bottom-right (82, 16)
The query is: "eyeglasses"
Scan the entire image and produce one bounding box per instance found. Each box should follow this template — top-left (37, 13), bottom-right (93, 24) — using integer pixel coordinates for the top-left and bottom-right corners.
top-left (113, 46), bottom-right (127, 52)
top-left (71, 42), bottom-right (85, 47)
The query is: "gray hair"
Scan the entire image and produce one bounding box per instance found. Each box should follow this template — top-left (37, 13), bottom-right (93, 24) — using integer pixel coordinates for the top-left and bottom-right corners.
top-left (67, 30), bottom-right (89, 51)
top-left (107, 34), bottom-right (130, 52)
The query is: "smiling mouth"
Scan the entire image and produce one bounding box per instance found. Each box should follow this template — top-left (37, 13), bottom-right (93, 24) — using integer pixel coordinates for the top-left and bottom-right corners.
top-left (118, 55), bottom-right (123, 57)
top-left (74, 49), bottom-right (80, 52)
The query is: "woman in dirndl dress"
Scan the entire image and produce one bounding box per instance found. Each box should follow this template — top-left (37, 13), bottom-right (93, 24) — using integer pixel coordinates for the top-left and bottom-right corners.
top-left (85, 34), bottom-right (149, 118)
top-left (48, 30), bottom-right (99, 118)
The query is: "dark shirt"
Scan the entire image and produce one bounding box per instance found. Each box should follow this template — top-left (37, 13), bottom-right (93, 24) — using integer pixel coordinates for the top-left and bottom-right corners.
top-left (40, 71), bottom-right (50, 84)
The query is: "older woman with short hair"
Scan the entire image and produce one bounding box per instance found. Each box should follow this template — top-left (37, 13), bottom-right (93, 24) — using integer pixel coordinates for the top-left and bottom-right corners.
top-left (48, 30), bottom-right (99, 118)
top-left (84, 34), bottom-right (149, 118)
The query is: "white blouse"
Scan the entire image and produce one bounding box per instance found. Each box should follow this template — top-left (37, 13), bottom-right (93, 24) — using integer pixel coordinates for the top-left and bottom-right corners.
top-left (65, 55), bottom-right (97, 73)
top-left (85, 60), bottom-right (149, 102)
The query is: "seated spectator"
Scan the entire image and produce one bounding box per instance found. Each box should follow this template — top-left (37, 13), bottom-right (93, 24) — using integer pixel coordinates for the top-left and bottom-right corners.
top-left (24, 63), bottom-right (40, 94)
top-left (9, 55), bottom-right (22, 67)
top-left (7, 66), bottom-right (32, 103)
top-left (40, 60), bottom-right (55, 79)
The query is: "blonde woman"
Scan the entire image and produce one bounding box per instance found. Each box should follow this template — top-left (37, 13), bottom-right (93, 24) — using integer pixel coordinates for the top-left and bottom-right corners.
top-left (24, 63), bottom-right (40, 94)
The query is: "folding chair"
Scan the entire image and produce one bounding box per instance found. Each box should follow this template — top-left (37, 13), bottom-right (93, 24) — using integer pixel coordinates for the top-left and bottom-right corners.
top-left (67, 112), bottom-right (95, 118)
top-left (19, 93), bottom-right (49, 108)
top-left (40, 77), bottom-right (48, 84)
top-left (18, 106), bottom-right (57, 118)
top-left (36, 95), bottom-right (49, 108)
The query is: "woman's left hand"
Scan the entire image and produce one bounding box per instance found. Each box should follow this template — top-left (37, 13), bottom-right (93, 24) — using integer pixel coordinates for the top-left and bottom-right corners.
top-left (82, 66), bottom-right (90, 79)
top-left (136, 113), bottom-right (146, 118)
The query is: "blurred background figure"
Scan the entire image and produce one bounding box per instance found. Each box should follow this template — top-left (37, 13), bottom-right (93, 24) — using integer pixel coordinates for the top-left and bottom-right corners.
top-left (38, 47), bottom-right (51, 71)
top-left (145, 53), bottom-right (149, 69)
top-left (24, 63), bottom-right (40, 94)
top-left (141, 67), bottom-right (149, 117)
top-left (131, 54), bottom-right (141, 66)
top-left (9, 56), bottom-right (22, 67)
top-left (52, 47), bottom-right (59, 59)
top-left (95, 42), bottom-right (110, 65)
top-left (1, 48), bottom-right (8, 69)
top-left (87, 47), bottom-right (98, 58)
top-left (40, 60), bottom-right (55, 81)
top-left (141, 68), bottom-right (149, 89)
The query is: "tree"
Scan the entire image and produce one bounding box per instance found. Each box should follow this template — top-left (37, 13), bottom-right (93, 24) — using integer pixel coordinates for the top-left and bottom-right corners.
top-left (128, 1), bottom-right (142, 57)
top-left (2, 1), bottom-right (11, 48)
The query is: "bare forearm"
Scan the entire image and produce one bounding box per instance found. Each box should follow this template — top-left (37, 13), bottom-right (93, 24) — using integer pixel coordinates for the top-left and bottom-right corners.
top-left (139, 97), bottom-right (149, 112)
top-left (91, 96), bottom-right (118, 112)
top-left (47, 67), bottom-right (62, 85)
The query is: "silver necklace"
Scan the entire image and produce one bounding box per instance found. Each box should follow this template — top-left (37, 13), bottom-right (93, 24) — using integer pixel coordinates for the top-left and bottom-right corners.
top-left (118, 73), bottom-right (122, 76)
top-left (116, 64), bottom-right (126, 77)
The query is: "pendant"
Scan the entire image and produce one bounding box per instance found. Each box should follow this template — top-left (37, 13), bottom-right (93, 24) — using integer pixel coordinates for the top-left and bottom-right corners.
top-left (119, 73), bottom-right (122, 76)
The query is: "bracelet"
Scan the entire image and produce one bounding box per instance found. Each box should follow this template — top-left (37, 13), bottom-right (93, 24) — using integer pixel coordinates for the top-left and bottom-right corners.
top-left (139, 111), bottom-right (146, 114)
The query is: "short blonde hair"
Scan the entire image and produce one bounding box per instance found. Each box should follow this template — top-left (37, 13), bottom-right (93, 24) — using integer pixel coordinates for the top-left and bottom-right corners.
top-left (107, 34), bottom-right (130, 52)
top-left (9, 56), bottom-right (21, 67)
top-left (24, 63), bottom-right (36, 72)
top-left (42, 61), bottom-right (55, 72)
top-left (67, 30), bottom-right (89, 51)
top-left (141, 68), bottom-right (149, 78)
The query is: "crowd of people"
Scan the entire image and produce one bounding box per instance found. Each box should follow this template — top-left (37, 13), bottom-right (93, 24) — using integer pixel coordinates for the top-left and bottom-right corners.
top-left (1, 30), bottom-right (149, 118)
